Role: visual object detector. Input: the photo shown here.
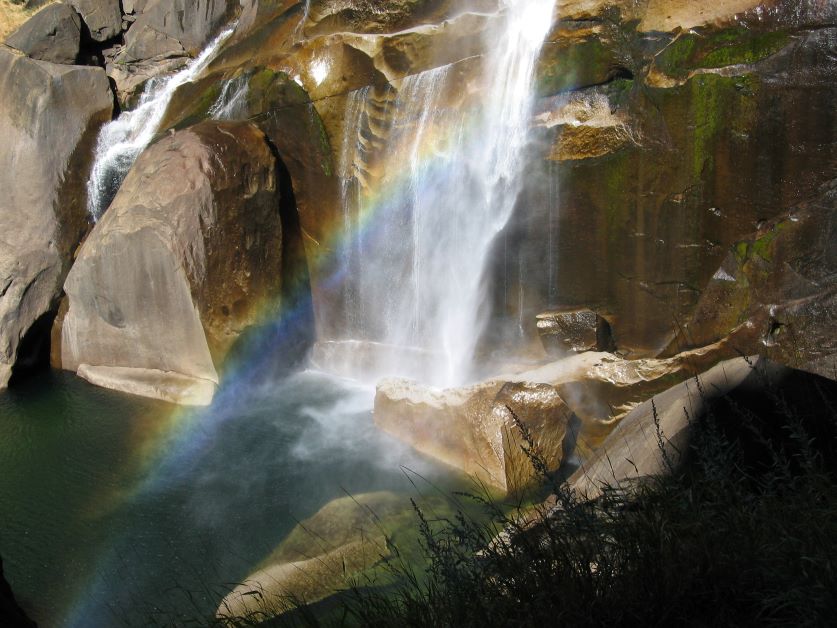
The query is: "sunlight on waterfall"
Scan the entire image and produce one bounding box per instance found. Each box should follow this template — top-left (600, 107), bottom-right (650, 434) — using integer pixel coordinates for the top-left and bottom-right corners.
top-left (86, 25), bottom-right (236, 220)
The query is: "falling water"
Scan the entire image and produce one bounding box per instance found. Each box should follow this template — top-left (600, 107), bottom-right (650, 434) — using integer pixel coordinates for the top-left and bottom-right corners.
top-left (209, 74), bottom-right (250, 120)
top-left (86, 25), bottom-right (236, 220)
top-left (329, 0), bottom-right (557, 386)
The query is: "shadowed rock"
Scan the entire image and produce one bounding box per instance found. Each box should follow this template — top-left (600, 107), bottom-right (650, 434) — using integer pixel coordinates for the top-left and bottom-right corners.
top-left (217, 492), bottom-right (401, 620)
top-left (665, 179), bottom-right (837, 381)
top-left (568, 356), bottom-right (758, 500)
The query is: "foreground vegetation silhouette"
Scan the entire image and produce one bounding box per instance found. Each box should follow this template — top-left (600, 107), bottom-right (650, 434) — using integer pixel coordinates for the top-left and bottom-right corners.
top-left (208, 364), bottom-right (837, 627)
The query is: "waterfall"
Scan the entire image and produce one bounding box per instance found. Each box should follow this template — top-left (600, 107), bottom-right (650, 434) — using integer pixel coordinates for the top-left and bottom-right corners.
top-left (326, 0), bottom-right (556, 386)
top-left (209, 74), bottom-right (250, 120)
top-left (86, 25), bottom-right (236, 220)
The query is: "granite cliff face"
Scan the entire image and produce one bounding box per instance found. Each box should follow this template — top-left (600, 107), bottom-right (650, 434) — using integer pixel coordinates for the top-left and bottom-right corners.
top-left (0, 0), bottom-right (834, 475)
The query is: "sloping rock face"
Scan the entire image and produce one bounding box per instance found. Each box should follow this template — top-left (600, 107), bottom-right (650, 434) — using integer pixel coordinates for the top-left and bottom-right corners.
top-left (57, 121), bottom-right (283, 405)
top-left (568, 356), bottom-right (759, 500)
top-left (0, 48), bottom-right (112, 389)
top-left (491, 0), bottom-right (837, 360)
top-left (566, 355), bottom-right (837, 500)
top-left (105, 0), bottom-right (239, 105)
top-left (4, 2), bottom-right (82, 64)
top-left (0, 555), bottom-right (36, 628)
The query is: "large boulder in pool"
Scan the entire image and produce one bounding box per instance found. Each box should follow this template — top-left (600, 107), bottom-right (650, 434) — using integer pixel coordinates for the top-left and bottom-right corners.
top-left (375, 378), bottom-right (575, 495)
top-left (0, 48), bottom-right (112, 389)
top-left (56, 120), bottom-right (284, 405)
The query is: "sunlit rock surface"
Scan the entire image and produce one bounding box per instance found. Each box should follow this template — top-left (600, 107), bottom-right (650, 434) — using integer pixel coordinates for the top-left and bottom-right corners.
top-left (374, 332), bottom-right (757, 479)
top-left (57, 121), bottom-right (283, 405)
top-left (107, 0), bottom-right (237, 105)
top-left (0, 48), bottom-right (112, 389)
top-left (218, 492), bottom-right (401, 620)
top-left (536, 308), bottom-right (613, 355)
top-left (375, 378), bottom-right (574, 494)
top-left (69, 0), bottom-right (122, 42)
top-left (4, 3), bottom-right (82, 64)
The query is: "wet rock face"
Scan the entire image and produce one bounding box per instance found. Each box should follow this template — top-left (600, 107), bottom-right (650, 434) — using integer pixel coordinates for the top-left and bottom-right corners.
top-left (0, 48), bottom-right (112, 389)
top-left (668, 179), bottom-right (837, 381)
top-left (4, 3), bottom-right (82, 64)
top-left (57, 121), bottom-right (284, 405)
top-left (124, 0), bottom-right (234, 55)
top-left (374, 377), bottom-right (573, 494)
top-left (491, 0), bottom-right (837, 359)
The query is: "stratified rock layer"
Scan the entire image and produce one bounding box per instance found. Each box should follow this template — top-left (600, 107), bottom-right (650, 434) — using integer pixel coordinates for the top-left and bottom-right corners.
top-left (58, 121), bottom-right (283, 405)
top-left (0, 48), bottom-right (112, 389)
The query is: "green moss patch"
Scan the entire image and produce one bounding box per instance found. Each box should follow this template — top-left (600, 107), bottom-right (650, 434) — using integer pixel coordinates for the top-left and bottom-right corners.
top-left (656, 28), bottom-right (792, 79)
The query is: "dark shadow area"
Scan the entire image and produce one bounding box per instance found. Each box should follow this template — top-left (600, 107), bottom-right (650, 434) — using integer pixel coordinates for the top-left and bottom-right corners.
top-left (222, 139), bottom-right (316, 380)
top-left (0, 555), bottom-right (36, 628)
top-left (9, 308), bottom-right (57, 387)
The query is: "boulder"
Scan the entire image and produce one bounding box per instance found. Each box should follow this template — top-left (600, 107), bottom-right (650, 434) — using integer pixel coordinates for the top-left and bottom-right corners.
top-left (4, 2), bottom-right (81, 64)
top-left (218, 492), bottom-right (400, 619)
top-left (0, 48), bottom-right (112, 388)
top-left (536, 308), bottom-right (614, 355)
top-left (374, 378), bottom-right (575, 494)
top-left (57, 120), bottom-right (284, 405)
top-left (568, 356), bottom-right (759, 500)
top-left (373, 331), bottom-right (752, 480)
top-left (106, 0), bottom-right (235, 104)
top-left (123, 0), bottom-right (234, 56)
top-left (69, 0), bottom-right (122, 42)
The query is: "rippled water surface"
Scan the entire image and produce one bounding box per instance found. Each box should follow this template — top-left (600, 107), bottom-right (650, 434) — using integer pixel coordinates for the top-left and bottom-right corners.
top-left (0, 370), bottom-right (459, 626)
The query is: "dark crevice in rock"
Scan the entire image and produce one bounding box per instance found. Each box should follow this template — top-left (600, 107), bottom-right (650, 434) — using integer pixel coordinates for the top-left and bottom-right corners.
top-left (223, 135), bottom-right (316, 379)
top-left (9, 307), bottom-right (57, 387)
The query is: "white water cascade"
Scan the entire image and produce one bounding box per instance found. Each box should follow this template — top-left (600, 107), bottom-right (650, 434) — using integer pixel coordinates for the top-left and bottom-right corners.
top-left (209, 74), bottom-right (250, 120)
top-left (325, 0), bottom-right (557, 387)
top-left (86, 25), bottom-right (236, 220)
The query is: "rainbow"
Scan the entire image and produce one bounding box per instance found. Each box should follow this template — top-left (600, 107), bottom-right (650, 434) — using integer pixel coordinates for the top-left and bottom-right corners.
top-left (57, 74), bottom-right (489, 627)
